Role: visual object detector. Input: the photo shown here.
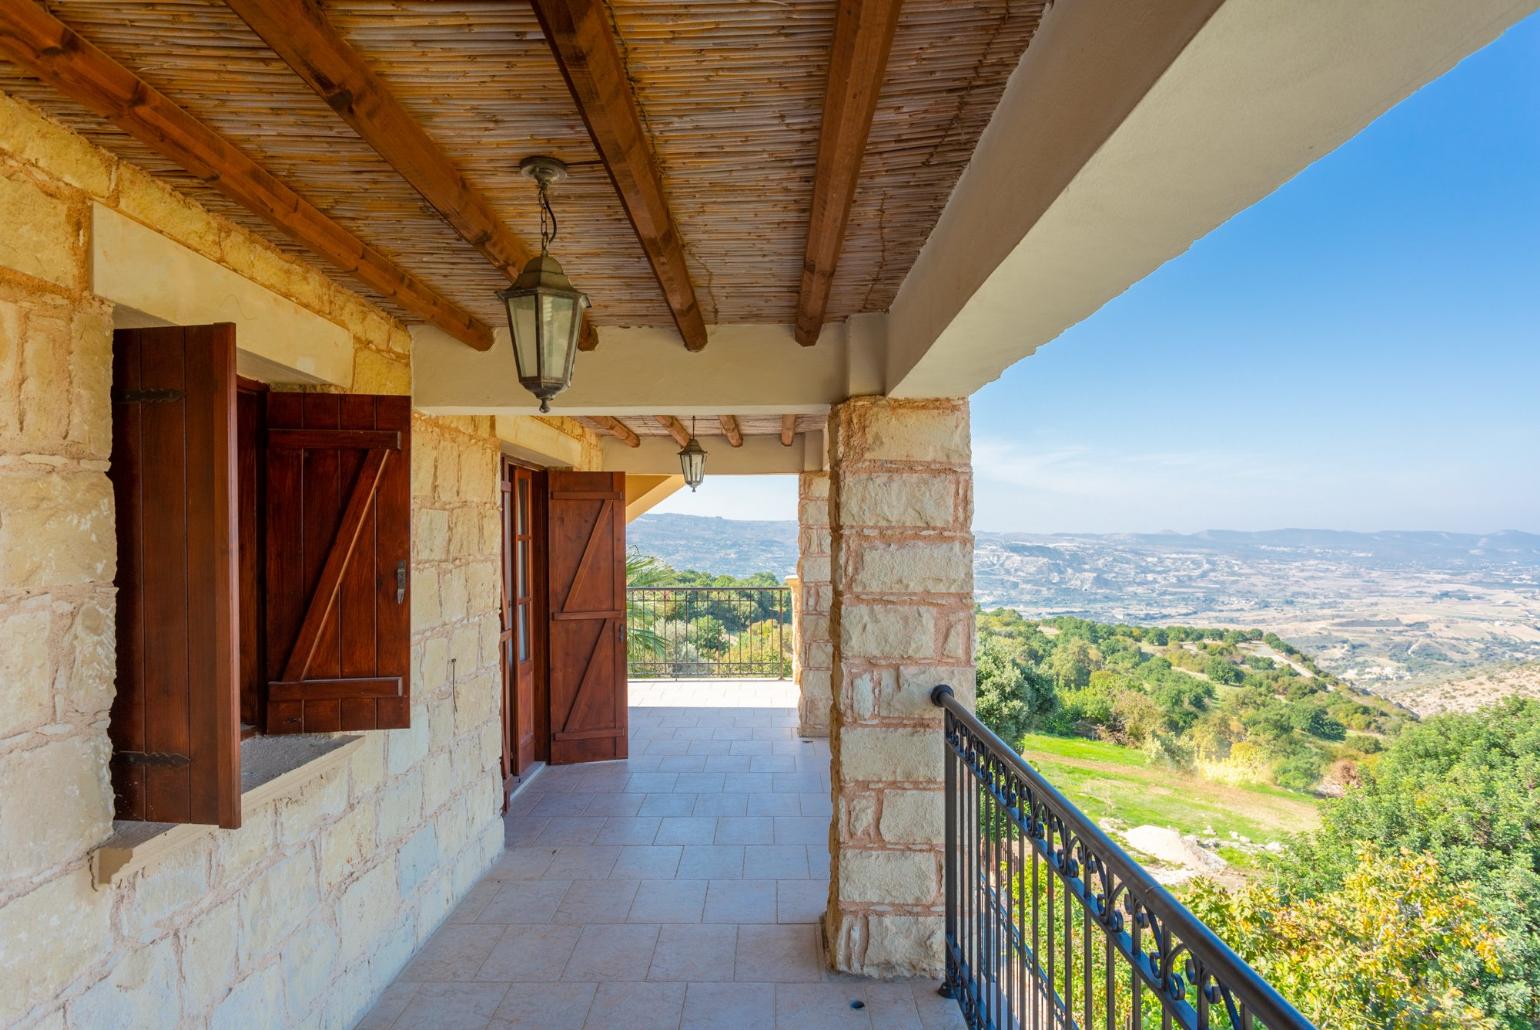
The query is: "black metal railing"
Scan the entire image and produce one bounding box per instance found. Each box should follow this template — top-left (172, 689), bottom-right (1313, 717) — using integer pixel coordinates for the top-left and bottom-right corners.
top-left (626, 586), bottom-right (792, 679)
top-left (931, 685), bottom-right (1314, 1030)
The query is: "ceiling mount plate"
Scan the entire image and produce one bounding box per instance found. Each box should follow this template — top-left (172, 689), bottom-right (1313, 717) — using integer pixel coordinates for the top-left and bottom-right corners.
top-left (519, 155), bottom-right (570, 186)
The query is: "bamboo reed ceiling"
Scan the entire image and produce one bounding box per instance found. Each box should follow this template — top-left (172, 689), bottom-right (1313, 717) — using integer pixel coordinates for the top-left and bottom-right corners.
top-left (0, 0), bottom-right (1045, 334)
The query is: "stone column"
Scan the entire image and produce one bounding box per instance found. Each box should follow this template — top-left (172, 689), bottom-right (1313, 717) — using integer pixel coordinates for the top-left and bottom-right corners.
top-left (823, 397), bottom-right (974, 979)
top-left (795, 471), bottom-right (833, 736)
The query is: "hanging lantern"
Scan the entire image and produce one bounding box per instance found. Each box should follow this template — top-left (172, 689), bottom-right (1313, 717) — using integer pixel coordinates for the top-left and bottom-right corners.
top-left (498, 156), bottom-right (590, 412)
top-left (679, 417), bottom-right (707, 491)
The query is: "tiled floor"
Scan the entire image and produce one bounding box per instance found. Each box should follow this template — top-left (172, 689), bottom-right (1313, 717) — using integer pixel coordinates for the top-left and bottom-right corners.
top-left (360, 684), bottom-right (963, 1029)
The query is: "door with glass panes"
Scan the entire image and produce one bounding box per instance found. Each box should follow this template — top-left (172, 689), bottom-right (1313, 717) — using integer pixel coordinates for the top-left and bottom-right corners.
top-left (500, 459), bottom-right (540, 783)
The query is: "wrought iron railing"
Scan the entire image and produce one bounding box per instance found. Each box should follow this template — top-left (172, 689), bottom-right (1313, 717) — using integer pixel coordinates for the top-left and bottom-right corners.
top-left (930, 685), bottom-right (1313, 1030)
top-left (626, 586), bottom-right (792, 679)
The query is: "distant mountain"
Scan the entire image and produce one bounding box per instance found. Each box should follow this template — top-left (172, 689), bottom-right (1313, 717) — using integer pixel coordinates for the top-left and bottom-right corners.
top-left (628, 517), bottom-right (1540, 690)
top-left (629, 514), bottom-right (798, 579)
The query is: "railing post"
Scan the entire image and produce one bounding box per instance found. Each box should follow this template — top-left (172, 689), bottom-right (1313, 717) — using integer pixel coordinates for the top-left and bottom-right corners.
top-left (934, 684), bottom-right (958, 1001)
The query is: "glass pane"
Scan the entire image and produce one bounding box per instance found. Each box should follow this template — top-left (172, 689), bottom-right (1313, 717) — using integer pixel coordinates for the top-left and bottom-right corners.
top-left (509, 295), bottom-right (538, 376)
top-left (516, 477), bottom-right (528, 535)
top-left (517, 605), bottom-right (528, 662)
top-left (516, 535), bottom-right (526, 597)
top-left (539, 293), bottom-right (575, 372)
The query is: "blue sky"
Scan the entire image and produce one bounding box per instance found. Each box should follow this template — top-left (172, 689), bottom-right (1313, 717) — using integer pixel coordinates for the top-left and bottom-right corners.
top-left (656, 14), bottom-right (1540, 533)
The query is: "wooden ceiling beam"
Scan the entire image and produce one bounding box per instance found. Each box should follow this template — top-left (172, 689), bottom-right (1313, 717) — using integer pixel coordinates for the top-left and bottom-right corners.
top-left (654, 415), bottom-right (691, 448)
top-left (0, 0), bottom-right (493, 351)
top-left (795, 0), bottom-right (903, 347)
top-left (530, 0), bottom-right (708, 352)
top-left (718, 415), bottom-right (743, 448)
top-left (780, 415), bottom-right (798, 447)
top-left (223, 0), bottom-right (600, 353)
top-left (584, 416), bottom-right (640, 448)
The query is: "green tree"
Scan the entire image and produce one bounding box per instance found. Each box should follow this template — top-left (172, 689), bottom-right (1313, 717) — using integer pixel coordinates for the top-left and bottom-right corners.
top-left (1188, 850), bottom-right (1503, 1029)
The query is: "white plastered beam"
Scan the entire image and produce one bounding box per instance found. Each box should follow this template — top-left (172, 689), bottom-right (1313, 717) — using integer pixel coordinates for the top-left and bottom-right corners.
top-left (413, 322), bottom-right (851, 416)
top-left (885, 0), bottom-right (1538, 399)
top-left (91, 204), bottom-right (354, 386)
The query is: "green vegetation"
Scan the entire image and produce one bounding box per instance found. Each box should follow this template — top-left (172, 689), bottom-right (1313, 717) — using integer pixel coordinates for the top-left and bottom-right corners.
top-left (979, 612), bottom-right (1540, 1024)
top-left (976, 609), bottom-right (1409, 791)
top-left (625, 554), bottom-right (792, 677)
top-left (1017, 731), bottom-right (1318, 842)
top-left (1191, 699), bottom-right (1540, 1027)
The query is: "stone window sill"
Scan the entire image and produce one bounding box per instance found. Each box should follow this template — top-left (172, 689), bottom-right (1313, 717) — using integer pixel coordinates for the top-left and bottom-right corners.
top-left (91, 734), bottom-right (363, 887)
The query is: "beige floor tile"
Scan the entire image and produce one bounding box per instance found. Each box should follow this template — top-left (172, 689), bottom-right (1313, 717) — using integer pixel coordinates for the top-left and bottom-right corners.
top-left (400, 924), bottom-right (503, 982)
top-left (563, 924), bottom-right (661, 982)
top-left (627, 879), bottom-right (708, 923)
top-left (476, 924), bottom-right (582, 982)
top-left (703, 880), bottom-right (777, 924)
top-left (476, 880), bottom-right (572, 924)
top-left (682, 981), bottom-right (776, 1029)
top-left (582, 981), bottom-right (686, 1029)
top-left (489, 981), bottom-right (597, 1029)
top-left (775, 879), bottom-right (828, 923)
top-left (553, 879), bottom-right (640, 924)
top-left (612, 845), bottom-right (683, 879)
top-left (395, 981), bottom-right (510, 1029)
top-left (646, 924), bottom-right (738, 982)
top-left (735, 924), bottom-right (825, 982)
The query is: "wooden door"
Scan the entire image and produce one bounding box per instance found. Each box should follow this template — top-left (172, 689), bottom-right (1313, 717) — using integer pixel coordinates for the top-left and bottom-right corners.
top-left (263, 393), bottom-right (411, 733)
top-left (500, 460), bottom-right (538, 781)
top-left (546, 471), bottom-right (627, 764)
top-left (108, 325), bottom-right (241, 827)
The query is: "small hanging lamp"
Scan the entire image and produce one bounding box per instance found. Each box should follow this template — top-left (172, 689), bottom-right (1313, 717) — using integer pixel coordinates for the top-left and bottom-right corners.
top-left (498, 156), bottom-right (590, 412)
top-left (678, 416), bottom-right (707, 492)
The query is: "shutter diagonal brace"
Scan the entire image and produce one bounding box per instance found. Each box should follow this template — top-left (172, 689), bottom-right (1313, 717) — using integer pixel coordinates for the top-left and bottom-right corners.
top-left (280, 448), bottom-right (391, 683)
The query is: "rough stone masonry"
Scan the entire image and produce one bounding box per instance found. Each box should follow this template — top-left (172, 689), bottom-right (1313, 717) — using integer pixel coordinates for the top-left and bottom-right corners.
top-left (823, 395), bottom-right (976, 978)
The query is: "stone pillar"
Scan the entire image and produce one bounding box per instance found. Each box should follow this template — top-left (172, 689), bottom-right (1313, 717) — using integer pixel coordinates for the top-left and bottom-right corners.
top-left (823, 396), bottom-right (974, 979)
top-left (795, 471), bottom-right (833, 736)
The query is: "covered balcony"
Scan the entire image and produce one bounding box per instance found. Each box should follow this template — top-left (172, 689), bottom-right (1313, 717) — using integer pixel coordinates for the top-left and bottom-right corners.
top-left (0, 0), bottom-right (1529, 1027)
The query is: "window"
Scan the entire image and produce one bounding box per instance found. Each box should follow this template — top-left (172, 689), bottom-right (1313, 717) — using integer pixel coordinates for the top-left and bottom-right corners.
top-left (108, 324), bottom-right (412, 829)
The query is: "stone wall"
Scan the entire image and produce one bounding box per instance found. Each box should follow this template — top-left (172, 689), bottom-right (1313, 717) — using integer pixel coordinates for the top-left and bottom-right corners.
top-left (0, 92), bottom-right (534, 1026)
top-left (822, 396), bottom-right (975, 979)
top-left (795, 471), bottom-right (834, 736)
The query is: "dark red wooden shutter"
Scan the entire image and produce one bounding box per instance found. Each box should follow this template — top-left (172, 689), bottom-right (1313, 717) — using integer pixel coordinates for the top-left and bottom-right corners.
top-left (546, 471), bottom-right (627, 763)
top-left (109, 325), bottom-right (241, 828)
top-left (263, 393), bottom-right (411, 733)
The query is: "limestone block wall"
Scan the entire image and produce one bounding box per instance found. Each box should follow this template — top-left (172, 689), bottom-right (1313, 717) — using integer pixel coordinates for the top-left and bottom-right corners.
top-left (796, 470), bottom-right (834, 736)
top-left (0, 91), bottom-right (540, 1027)
top-left (823, 396), bottom-right (975, 979)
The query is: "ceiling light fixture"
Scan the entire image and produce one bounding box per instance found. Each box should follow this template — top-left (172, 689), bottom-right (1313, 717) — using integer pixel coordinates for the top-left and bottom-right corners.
top-left (498, 156), bottom-right (590, 413)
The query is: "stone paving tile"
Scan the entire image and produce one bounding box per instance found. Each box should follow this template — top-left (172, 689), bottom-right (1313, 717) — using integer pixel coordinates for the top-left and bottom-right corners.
top-left (477, 924), bottom-right (582, 982)
top-left (395, 981), bottom-right (511, 1029)
top-left (564, 924), bottom-right (661, 982)
top-left (776, 878), bottom-right (829, 924)
top-left (744, 844), bottom-right (811, 880)
top-left (703, 879), bottom-right (777, 924)
top-left (735, 924), bottom-right (825, 982)
top-left (675, 844), bottom-right (744, 880)
top-left (645, 923), bottom-right (738, 982)
top-left (553, 879), bottom-right (639, 924)
top-left (611, 844), bottom-right (683, 880)
top-left (582, 981), bottom-right (686, 1029)
top-left (681, 981), bottom-right (775, 1030)
top-left (399, 923), bottom-right (503, 982)
top-left (379, 702), bottom-right (956, 1030)
top-left (477, 880), bottom-right (572, 924)
top-left (627, 879), bottom-right (708, 923)
top-left (490, 981), bottom-right (596, 1029)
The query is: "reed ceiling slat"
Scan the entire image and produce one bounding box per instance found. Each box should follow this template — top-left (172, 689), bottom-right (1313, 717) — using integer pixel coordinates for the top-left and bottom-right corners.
top-left (0, 0), bottom-right (1045, 336)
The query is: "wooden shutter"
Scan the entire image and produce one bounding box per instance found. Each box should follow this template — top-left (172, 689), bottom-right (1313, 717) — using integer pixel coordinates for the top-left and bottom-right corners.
top-left (546, 471), bottom-right (627, 764)
top-left (264, 393), bottom-right (411, 733)
top-left (109, 325), bottom-right (240, 828)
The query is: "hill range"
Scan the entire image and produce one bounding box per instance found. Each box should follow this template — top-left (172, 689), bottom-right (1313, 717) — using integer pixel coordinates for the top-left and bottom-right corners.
top-left (629, 515), bottom-right (1540, 700)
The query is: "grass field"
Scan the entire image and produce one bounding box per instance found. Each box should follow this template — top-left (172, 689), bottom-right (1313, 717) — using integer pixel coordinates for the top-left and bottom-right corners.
top-left (1016, 732), bottom-right (1321, 843)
